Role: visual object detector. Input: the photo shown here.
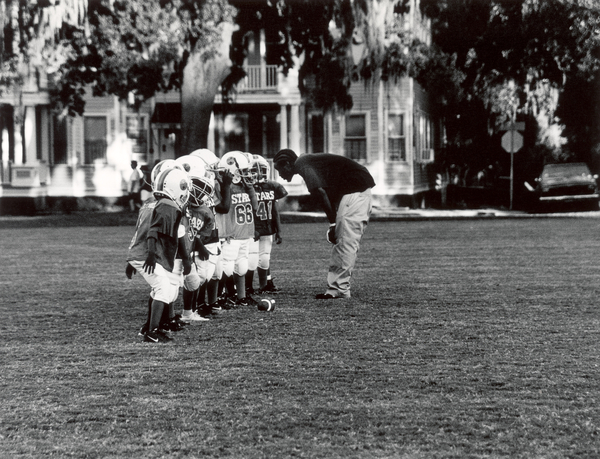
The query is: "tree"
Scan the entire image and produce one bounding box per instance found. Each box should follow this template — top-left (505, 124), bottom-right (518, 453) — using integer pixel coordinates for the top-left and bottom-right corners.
top-left (421, 0), bottom-right (600, 171)
top-left (50, 0), bottom-right (464, 155)
top-left (50, 0), bottom-right (237, 154)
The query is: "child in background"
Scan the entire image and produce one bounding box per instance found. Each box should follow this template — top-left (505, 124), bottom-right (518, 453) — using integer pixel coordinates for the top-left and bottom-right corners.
top-left (246, 154), bottom-right (288, 294)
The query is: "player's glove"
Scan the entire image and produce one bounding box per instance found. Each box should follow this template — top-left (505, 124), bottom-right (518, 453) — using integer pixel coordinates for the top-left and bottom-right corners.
top-left (221, 170), bottom-right (234, 186)
top-left (143, 252), bottom-right (156, 274)
top-left (274, 233), bottom-right (282, 245)
top-left (254, 231), bottom-right (260, 242)
top-left (326, 223), bottom-right (337, 245)
top-left (125, 263), bottom-right (136, 279)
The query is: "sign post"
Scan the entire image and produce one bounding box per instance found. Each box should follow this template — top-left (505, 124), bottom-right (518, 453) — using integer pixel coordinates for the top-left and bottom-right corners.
top-left (501, 124), bottom-right (524, 210)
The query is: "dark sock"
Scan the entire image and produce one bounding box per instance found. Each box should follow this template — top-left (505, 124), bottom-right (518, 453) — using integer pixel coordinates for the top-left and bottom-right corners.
top-left (246, 270), bottom-right (255, 291)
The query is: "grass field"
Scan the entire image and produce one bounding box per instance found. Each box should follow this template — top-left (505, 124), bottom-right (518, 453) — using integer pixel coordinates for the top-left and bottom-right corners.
top-left (1, 214), bottom-right (600, 458)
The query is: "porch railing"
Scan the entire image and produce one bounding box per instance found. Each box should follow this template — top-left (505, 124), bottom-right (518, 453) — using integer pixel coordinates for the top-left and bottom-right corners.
top-left (237, 65), bottom-right (278, 91)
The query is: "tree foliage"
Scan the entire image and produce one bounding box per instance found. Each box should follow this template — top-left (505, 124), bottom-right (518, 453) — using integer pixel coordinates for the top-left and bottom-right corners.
top-left (50, 0), bottom-right (236, 116)
top-left (0, 0), bottom-right (87, 95)
top-left (422, 0), bottom-right (600, 168)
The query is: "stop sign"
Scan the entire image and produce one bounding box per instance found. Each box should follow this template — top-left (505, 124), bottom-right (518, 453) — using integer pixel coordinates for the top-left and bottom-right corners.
top-left (502, 130), bottom-right (523, 153)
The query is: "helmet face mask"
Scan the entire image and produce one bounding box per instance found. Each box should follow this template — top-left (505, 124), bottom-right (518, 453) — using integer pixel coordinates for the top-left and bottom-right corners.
top-left (175, 155), bottom-right (214, 207)
top-left (190, 176), bottom-right (215, 207)
top-left (253, 154), bottom-right (270, 183)
top-left (153, 168), bottom-right (191, 210)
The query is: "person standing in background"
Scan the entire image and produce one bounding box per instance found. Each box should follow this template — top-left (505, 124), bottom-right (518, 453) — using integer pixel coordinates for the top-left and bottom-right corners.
top-left (128, 160), bottom-right (143, 211)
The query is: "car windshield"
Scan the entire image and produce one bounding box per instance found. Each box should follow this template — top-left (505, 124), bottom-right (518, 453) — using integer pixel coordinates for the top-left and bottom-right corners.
top-left (543, 164), bottom-right (591, 178)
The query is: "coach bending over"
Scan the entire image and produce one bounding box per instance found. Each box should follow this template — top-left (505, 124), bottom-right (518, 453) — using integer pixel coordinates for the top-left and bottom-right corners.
top-left (273, 149), bottom-right (375, 300)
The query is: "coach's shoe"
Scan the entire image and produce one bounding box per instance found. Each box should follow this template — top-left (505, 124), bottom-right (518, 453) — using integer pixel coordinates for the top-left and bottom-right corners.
top-left (181, 310), bottom-right (210, 322)
top-left (315, 292), bottom-right (351, 300)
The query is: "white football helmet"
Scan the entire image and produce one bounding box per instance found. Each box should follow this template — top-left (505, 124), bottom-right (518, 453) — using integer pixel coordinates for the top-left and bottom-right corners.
top-left (151, 159), bottom-right (183, 186)
top-left (218, 150), bottom-right (253, 185)
top-left (175, 155), bottom-right (214, 207)
top-left (252, 154), bottom-right (270, 183)
top-left (153, 167), bottom-right (191, 210)
top-left (190, 148), bottom-right (221, 172)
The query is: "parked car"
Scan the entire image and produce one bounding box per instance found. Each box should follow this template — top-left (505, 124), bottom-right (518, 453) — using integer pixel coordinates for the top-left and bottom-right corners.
top-left (527, 163), bottom-right (599, 210)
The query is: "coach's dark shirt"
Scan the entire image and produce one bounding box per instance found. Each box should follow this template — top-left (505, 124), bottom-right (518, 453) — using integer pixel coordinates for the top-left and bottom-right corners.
top-left (294, 153), bottom-right (375, 208)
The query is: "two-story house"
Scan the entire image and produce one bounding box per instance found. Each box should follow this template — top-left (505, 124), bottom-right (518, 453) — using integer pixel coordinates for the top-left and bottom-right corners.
top-left (0, 2), bottom-right (441, 214)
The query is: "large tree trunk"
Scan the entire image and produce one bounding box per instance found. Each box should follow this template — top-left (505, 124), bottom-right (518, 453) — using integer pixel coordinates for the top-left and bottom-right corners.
top-left (180, 22), bottom-right (236, 156)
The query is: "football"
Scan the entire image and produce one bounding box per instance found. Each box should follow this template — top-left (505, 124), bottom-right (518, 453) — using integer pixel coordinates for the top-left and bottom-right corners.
top-left (258, 298), bottom-right (275, 312)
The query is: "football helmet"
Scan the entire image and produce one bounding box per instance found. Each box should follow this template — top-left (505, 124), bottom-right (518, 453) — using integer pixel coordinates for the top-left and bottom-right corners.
top-left (218, 150), bottom-right (254, 185)
top-left (150, 159), bottom-right (183, 186)
top-left (243, 152), bottom-right (258, 185)
top-left (252, 154), bottom-right (270, 183)
top-left (190, 149), bottom-right (221, 172)
top-left (153, 167), bottom-right (191, 210)
top-left (175, 155), bottom-right (214, 207)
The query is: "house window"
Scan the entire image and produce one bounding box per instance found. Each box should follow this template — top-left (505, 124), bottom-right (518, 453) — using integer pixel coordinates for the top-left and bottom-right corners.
top-left (419, 114), bottom-right (434, 162)
top-left (387, 113), bottom-right (406, 161)
top-left (308, 113), bottom-right (324, 153)
top-left (344, 114), bottom-right (367, 161)
top-left (126, 115), bottom-right (148, 157)
top-left (84, 116), bottom-right (107, 164)
top-left (52, 114), bottom-right (67, 164)
top-left (214, 113), bottom-right (248, 155)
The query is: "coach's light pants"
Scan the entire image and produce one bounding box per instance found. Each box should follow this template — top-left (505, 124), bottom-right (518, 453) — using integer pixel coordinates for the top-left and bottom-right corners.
top-left (326, 188), bottom-right (372, 298)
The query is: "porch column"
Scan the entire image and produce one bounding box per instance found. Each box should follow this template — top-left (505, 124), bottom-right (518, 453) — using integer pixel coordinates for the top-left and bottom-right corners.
top-left (279, 104), bottom-right (288, 150)
top-left (289, 103), bottom-right (300, 153)
top-left (13, 109), bottom-right (24, 165)
top-left (207, 111), bottom-right (215, 153)
top-left (24, 105), bottom-right (37, 164)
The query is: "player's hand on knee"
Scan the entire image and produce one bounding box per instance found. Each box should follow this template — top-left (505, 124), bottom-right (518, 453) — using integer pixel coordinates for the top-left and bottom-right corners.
top-left (326, 223), bottom-right (337, 244)
top-left (125, 263), bottom-right (137, 279)
top-left (143, 253), bottom-right (156, 274)
top-left (183, 259), bottom-right (192, 276)
top-left (197, 246), bottom-right (210, 261)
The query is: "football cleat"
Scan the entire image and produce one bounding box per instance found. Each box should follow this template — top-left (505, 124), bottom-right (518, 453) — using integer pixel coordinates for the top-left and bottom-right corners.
top-left (144, 328), bottom-right (173, 343)
top-left (258, 280), bottom-right (280, 294)
top-left (181, 310), bottom-right (210, 322)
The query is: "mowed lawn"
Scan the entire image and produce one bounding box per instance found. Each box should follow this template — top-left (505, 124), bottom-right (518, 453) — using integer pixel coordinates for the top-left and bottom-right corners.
top-left (1, 215), bottom-right (600, 458)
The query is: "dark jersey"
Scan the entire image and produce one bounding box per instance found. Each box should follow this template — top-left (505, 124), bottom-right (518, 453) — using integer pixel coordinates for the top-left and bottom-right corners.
top-left (202, 179), bottom-right (221, 245)
top-left (294, 153), bottom-right (375, 208)
top-left (146, 198), bottom-right (182, 272)
top-left (253, 180), bottom-right (288, 236)
top-left (127, 196), bottom-right (157, 263)
top-left (182, 204), bottom-right (215, 255)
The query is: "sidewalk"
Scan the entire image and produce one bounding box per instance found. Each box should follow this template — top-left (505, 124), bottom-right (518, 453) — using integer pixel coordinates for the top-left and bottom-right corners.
top-left (280, 207), bottom-right (600, 223)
